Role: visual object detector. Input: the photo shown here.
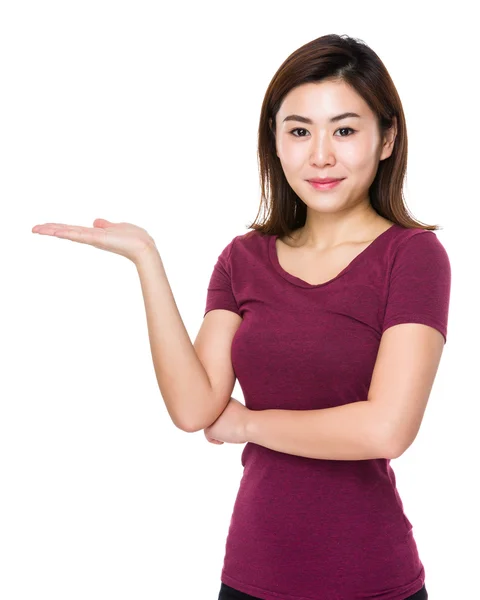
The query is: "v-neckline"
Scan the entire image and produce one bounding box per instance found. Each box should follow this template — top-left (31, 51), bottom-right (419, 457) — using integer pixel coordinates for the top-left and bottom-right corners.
top-left (268, 223), bottom-right (399, 289)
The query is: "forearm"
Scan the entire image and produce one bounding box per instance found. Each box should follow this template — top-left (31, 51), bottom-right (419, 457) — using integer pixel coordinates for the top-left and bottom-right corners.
top-left (135, 246), bottom-right (214, 432)
top-left (245, 401), bottom-right (393, 461)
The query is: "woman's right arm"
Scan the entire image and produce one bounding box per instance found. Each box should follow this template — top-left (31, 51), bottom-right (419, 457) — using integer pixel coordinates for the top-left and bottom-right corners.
top-left (31, 219), bottom-right (237, 434)
top-left (135, 245), bottom-right (240, 433)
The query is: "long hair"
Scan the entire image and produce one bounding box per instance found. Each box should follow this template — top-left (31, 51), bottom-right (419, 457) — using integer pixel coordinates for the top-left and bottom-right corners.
top-left (246, 34), bottom-right (441, 237)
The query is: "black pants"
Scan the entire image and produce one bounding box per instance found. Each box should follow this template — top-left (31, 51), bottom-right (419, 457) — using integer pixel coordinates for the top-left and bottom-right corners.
top-left (218, 581), bottom-right (428, 599)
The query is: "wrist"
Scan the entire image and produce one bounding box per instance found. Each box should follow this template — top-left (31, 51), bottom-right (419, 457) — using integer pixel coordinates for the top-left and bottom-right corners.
top-left (134, 242), bottom-right (161, 270)
top-left (245, 409), bottom-right (259, 443)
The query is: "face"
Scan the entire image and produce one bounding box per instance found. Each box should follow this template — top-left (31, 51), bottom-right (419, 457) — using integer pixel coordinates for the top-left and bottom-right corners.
top-left (272, 79), bottom-right (396, 215)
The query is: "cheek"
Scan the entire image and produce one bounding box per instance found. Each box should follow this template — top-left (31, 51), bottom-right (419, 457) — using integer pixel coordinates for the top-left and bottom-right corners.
top-left (278, 143), bottom-right (307, 169)
top-left (341, 140), bottom-right (376, 169)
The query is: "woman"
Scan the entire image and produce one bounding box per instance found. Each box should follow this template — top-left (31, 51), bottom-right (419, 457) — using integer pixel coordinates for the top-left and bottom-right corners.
top-left (33, 34), bottom-right (449, 599)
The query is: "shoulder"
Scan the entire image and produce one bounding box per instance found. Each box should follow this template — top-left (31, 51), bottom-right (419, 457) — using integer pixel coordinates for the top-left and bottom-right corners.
top-left (221, 230), bottom-right (270, 273)
top-left (229, 229), bottom-right (268, 254)
top-left (386, 227), bottom-right (451, 291)
top-left (235, 229), bottom-right (266, 244)
top-left (388, 227), bottom-right (449, 264)
top-left (213, 230), bottom-right (266, 268)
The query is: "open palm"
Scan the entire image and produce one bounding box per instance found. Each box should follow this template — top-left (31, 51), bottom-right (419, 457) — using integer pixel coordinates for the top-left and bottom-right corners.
top-left (31, 218), bottom-right (155, 264)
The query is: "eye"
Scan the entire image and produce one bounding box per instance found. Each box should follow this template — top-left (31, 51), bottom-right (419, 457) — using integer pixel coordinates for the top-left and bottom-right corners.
top-left (289, 128), bottom-right (309, 137)
top-left (288, 127), bottom-right (356, 137)
top-left (335, 127), bottom-right (356, 137)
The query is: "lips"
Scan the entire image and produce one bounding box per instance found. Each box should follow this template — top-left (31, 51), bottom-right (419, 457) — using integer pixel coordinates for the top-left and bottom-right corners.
top-left (307, 178), bottom-right (343, 190)
top-left (307, 178), bottom-right (343, 183)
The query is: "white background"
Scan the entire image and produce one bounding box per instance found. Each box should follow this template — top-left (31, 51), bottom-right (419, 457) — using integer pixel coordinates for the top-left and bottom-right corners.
top-left (1, 1), bottom-right (477, 598)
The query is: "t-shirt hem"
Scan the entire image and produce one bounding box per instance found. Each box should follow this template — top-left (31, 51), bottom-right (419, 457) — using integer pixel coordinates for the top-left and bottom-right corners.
top-left (382, 316), bottom-right (447, 344)
top-left (221, 570), bottom-right (426, 600)
top-left (204, 304), bottom-right (241, 318)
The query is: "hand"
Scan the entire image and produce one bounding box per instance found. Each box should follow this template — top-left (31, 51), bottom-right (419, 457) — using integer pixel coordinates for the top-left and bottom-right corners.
top-left (31, 219), bottom-right (156, 265)
top-left (203, 397), bottom-right (251, 445)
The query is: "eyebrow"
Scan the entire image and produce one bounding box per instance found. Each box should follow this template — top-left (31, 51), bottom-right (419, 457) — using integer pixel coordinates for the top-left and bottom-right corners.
top-left (282, 112), bottom-right (362, 124)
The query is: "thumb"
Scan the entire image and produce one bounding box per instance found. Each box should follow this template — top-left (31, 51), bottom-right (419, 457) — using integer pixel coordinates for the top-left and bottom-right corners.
top-left (93, 218), bottom-right (114, 228)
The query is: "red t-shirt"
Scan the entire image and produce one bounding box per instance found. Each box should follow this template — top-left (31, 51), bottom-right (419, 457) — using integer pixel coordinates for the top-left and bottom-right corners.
top-left (204, 224), bottom-right (451, 600)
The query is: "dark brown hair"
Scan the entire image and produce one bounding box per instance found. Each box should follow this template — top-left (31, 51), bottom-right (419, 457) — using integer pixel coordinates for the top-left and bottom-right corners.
top-left (246, 34), bottom-right (441, 237)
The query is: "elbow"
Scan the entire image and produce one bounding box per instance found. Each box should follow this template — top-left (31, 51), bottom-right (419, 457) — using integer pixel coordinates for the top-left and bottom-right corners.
top-left (183, 415), bottom-right (217, 434)
top-left (182, 402), bottom-right (227, 433)
top-left (166, 400), bottom-right (213, 433)
top-left (374, 422), bottom-right (400, 460)
top-left (384, 440), bottom-right (401, 460)
top-left (180, 420), bottom-right (203, 434)
top-left (381, 421), bottom-right (418, 459)
top-left (387, 435), bottom-right (414, 459)
top-left (176, 413), bottom-right (215, 434)
top-left (175, 411), bottom-right (204, 433)
top-left (371, 405), bottom-right (404, 459)
top-left (166, 407), bottom-right (199, 434)
top-left (381, 429), bottom-right (406, 460)
top-left (176, 421), bottom-right (195, 433)
top-left (172, 393), bottom-right (229, 434)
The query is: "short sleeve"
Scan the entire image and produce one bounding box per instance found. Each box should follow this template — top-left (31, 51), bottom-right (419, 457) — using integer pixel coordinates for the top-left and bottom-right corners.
top-left (382, 231), bottom-right (451, 344)
top-left (203, 237), bottom-right (241, 318)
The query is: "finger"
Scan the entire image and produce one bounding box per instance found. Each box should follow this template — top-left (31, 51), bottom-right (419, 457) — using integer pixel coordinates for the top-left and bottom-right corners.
top-left (33, 222), bottom-right (110, 233)
top-left (35, 223), bottom-right (92, 231)
top-left (32, 224), bottom-right (87, 236)
top-left (33, 224), bottom-right (99, 235)
top-left (33, 224), bottom-right (105, 245)
top-left (204, 430), bottom-right (224, 445)
top-left (32, 223), bottom-right (71, 232)
top-left (53, 227), bottom-right (105, 245)
top-left (93, 219), bottom-right (113, 227)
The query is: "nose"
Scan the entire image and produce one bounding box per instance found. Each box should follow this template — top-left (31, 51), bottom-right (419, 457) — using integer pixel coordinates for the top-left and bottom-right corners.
top-left (309, 133), bottom-right (335, 167)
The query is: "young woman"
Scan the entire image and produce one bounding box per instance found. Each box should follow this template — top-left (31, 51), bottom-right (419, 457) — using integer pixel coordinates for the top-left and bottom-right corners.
top-left (33, 33), bottom-right (449, 600)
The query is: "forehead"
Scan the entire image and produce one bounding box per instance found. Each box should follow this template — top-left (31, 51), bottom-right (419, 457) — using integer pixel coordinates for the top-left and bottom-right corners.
top-left (277, 80), bottom-right (373, 122)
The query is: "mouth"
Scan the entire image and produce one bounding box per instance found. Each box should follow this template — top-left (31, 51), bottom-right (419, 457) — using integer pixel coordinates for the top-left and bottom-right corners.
top-left (307, 179), bottom-right (344, 190)
top-left (307, 178), bottom-right (343, 183)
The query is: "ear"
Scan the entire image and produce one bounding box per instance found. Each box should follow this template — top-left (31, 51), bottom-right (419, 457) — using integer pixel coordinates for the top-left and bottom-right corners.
top-left (379, 116), bottom-right (397, 161)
